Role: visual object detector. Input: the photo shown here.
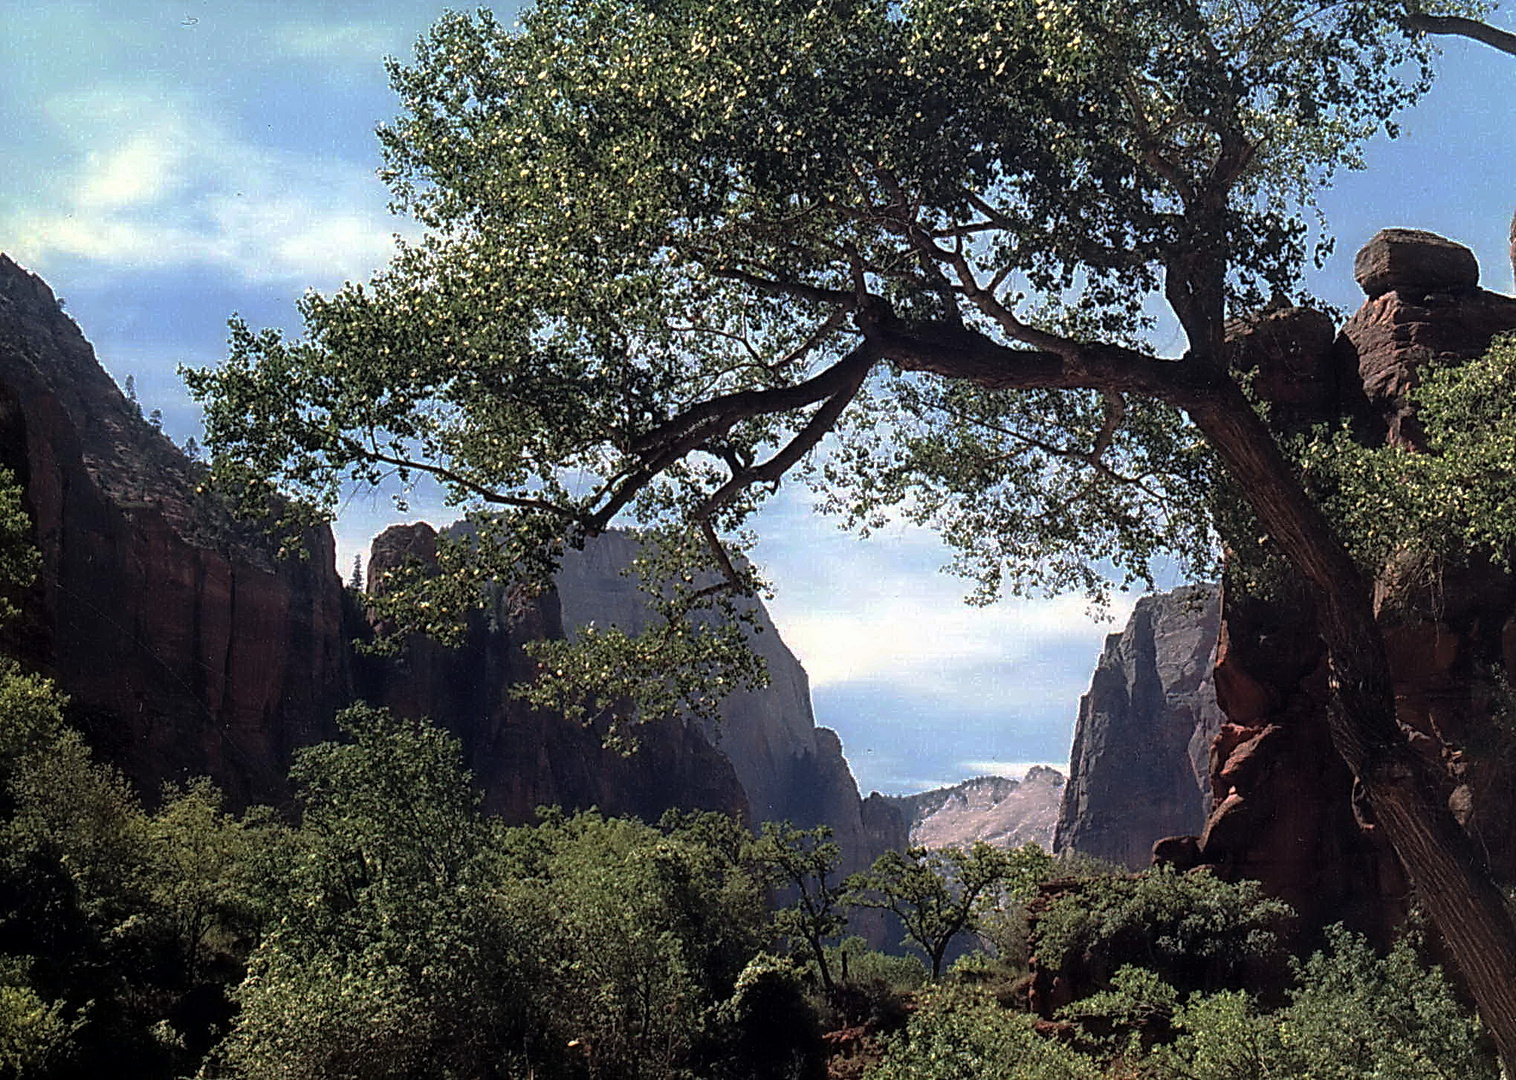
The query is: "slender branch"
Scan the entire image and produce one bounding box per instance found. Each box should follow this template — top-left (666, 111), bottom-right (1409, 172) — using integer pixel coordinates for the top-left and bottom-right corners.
top-left (346, 438), bottom-right (586, 521)
top-left (685, 357), bottom-right (877, 604)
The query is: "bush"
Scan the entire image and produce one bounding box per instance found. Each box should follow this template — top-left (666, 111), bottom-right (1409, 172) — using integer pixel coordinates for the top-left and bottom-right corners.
top-left (1141, 925), bottom-right (1497, 1080)
top-left (1029, 868), bottom-right (1292, 999)
top-left (869, 987), bottom-right (1102, 1080)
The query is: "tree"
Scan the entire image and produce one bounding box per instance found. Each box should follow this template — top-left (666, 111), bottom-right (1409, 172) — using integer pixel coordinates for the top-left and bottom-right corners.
top-left (183, 0), bottom-right (1516, 1064)
top-left (750, 822), bottom-right (849, 994)
top-left (214, 705), bottom-right (527, 1080)
top-left (849, 843), bottom-right (1014, 980)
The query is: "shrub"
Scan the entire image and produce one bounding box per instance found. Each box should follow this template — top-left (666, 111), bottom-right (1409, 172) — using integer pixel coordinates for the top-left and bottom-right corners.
top-left (1029, 868), bottom-right (1292, 998)
top-left (869, 987), bottom-right (1102, 1080)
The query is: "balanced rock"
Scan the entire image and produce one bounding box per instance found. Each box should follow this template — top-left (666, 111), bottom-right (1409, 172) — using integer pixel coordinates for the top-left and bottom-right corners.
top-left (1353, 228), bottom-right (1478, 298)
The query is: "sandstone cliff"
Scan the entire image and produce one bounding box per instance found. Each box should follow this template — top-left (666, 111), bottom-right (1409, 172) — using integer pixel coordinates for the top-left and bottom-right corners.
top-left (354, 522), bottom-right (750, 825)
top-left (884, 767), bottom-right (1064, 851)
top-left (1053, 584), bottom-right (1223, 869)
top-left (0, 254), bottom-right (349, 806)
top-left (0, 255), bottom-right (900, 875)
top-left (1181, 230), bottom-right (1516, 941)
top-left (1055, 231), bottom-right (1516, 944)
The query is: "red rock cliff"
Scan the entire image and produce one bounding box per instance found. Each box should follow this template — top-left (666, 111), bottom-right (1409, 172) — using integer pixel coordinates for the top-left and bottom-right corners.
top-left (1184, 230), bottom-right (1516, 941)
top-left (0, 254), bottom-right (350, 806)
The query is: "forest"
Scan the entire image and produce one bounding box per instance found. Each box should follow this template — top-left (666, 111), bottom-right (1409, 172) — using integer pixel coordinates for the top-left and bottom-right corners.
top-left (8, 0), bottom-right (1516, 1076)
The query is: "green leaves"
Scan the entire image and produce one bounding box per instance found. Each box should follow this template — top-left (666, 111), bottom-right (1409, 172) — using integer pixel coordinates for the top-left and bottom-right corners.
top-left (1285, 334), bottom-right (1516, 588)
top-left (848, 842), bottom-right (1047, 979)
top-left (188, 0), bottom-right (1476, 719)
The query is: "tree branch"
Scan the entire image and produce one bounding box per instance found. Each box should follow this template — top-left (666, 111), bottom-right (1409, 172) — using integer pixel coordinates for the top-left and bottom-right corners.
top-left (1403, 12), bottom-right (1516, 56)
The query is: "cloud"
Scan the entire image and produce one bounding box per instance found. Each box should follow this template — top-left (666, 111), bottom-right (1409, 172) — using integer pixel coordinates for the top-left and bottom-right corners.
top-left (274, 22), bottom-right (400, 64)
top-left (957, 760), bottom-right (1068, 781)
top-left (776, 591), bottom-right (1126, 692)
top-left (5, 86), bottom-right (409, 290)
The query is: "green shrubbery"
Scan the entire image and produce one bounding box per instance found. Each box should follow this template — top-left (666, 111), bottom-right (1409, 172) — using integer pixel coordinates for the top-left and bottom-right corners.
top-left (868, 907), bottom-right (1496, 1080)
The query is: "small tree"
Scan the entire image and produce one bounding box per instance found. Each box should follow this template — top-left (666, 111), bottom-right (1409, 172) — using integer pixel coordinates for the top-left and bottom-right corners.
top-left (751, 822), bottom-right (849, 994)
top-left (849, 843), bottom-right (1017, 980)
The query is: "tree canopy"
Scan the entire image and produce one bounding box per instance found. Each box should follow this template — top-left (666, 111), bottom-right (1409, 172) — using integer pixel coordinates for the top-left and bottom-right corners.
top-left (189, 0), bottom-right (1458, 621)
top-left (184, 0), bottom-right (1516, 1066)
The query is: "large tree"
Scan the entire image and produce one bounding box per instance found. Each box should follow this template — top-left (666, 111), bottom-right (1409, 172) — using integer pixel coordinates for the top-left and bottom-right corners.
top-left (186, 0), bottom-right (1516, 1064)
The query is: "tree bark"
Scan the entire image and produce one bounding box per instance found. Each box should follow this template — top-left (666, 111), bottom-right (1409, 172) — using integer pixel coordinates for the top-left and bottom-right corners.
top-left (1187, 382), bottom-right (1516, 1073)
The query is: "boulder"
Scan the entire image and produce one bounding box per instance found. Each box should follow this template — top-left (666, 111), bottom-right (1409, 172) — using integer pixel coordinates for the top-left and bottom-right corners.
top-left (1353, 228), bottom-right (1480, 299)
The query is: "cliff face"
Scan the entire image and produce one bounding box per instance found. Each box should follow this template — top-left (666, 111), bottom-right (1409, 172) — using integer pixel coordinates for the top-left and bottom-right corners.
top-left (553, 531), bottom-right (909, 878)
top-left (1184, 230), bottom-right (1516, 940)
top-left (1055, 231), bottom-right (1516, 942)
top-left (0, 255), bottom-right (349, 806)
top-left (356, 523), bottom-right (750, 826)
top-left (0, 255), bottom-right (895, 869)
top-left (1053, 585), bottom-right (1222, 869)
top-left (886, 767), bottom-right (1064, 851)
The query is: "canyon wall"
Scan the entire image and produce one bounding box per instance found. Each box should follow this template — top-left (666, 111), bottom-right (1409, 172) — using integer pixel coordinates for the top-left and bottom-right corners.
top-left (1052, 585), bottom-right (1222, 869)
top-left (0, 254), bottom-right (350, 806)
top-left (1055, 230), bottom-right (1516, 941)
top-left (0, 254), bottom-right (902, 886)
top-left (885, 766), bottom-right (1065, 851)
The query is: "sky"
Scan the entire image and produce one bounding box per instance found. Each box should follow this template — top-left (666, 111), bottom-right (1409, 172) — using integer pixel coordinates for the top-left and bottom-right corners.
top-left (4, 2), bottom-right (1515, 795)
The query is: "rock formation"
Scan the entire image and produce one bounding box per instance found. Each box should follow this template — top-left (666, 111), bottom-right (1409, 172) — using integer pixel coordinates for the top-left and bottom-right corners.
top-left (553, 530), bottom-right (909, 879)
top-left (885, 767), bottom-right (1065, 851)
top-left (1053, 585), bottom-right (1223, 869)
top-left (0, 254), bottom-right (904, 890)
top-left (1143, 230), bottom-right (1516, 943)
top-left (0, 254), bottom-right (350, 806)
top-left (355, 522), bottom-right (750, 825)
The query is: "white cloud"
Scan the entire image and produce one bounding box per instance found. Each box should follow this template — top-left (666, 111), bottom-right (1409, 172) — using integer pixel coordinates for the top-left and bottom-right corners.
top-left (776, 591), bottom-right (1126, 692)
top-left (957, 760), bottom-right (1068, 781)
top-left (6, 86), bottom-right (410, 289)
top-left (275, 22), bottom-right (399, 64)
top-left (77, 129), bottom-right (188, 209)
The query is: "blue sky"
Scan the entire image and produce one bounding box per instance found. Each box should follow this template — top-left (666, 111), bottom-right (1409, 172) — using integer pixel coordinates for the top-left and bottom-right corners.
top-left (5, 2), bottom-right (1515, 795)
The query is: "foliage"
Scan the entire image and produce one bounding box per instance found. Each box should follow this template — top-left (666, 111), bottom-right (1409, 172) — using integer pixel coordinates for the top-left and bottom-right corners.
top-left (849, 843), bottom-right (1043, 979)
top-left (184, 0), bottom-right (1475, 714)
top-left (1141, 925), bottom-right (1499, 1080)
top-left (869, 985), bottom-right (1104, 1080)
top-left (0, 658), bottom-right (278, 1078)
top-left (1028, 867), bottom-right (1293, 997)
top-left (870, 926), bottom-right (1494, 1079)
top-left (511, 808), bottom-right (769, 1080)
top-left (1292, 333), bottom-right (1516, 583)
top-left (827, 936), bottom-right (929, 994)
top-left (710, 953), bottom-right (828, 1080)
top-left (213, 705), bottom-right (529, 1080)
top-left (0, 468), bottom-right (38, 625)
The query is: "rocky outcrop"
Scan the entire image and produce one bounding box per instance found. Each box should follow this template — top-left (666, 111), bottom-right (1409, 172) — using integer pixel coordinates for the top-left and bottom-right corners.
top-left (356, 522), bottom-right (749, 825)
top-left (1053, 585), bottom-right (1222, 869)
top-left (885, 767), bottom-right (1064, 851)
top-left (1169, 230), bottom-right (1516, 943)
top-left (1339, 234), bottom-right (1516, 448)
top-left (553, 530), bottom-right (909, 878)
top-left (0, 254), bottom-right (349, 806)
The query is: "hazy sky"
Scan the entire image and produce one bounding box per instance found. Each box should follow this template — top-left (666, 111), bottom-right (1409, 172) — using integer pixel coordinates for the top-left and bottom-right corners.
top-left (5, 2), bottom-right (1515, 794)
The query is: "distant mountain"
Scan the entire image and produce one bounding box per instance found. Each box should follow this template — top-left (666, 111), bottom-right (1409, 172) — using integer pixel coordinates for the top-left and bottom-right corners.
top-left (881, 766), bottom-right (1065, 850)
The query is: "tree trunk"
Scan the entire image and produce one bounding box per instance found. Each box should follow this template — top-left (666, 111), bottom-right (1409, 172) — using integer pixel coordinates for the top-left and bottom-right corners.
top-left (1187, 383), bottom-right (1516, 1073)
